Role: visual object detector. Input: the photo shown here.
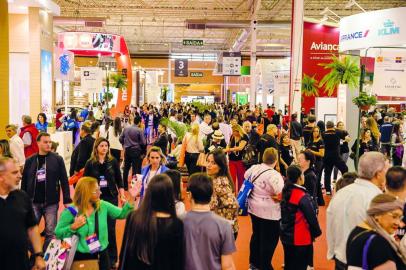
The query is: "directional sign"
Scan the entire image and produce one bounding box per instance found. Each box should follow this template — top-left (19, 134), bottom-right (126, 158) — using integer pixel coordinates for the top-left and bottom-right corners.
top-left (183, 39), bottom-right (204, 46)
top-left (223, 52), bottom-right (241, 76)
top-left (175, 59), bottom-right (188, 77)
top-left (190, 72), bottom-right (203, 77)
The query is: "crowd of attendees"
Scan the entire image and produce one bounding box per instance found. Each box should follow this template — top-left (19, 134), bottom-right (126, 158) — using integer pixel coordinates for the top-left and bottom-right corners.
top-left (0, 101), bottom-right (406, 270)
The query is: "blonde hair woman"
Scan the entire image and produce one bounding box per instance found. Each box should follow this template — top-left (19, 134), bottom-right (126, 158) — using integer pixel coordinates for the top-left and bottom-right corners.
top-left (366, 116), bottom-right (381, 144)
top-left (225, 124), bottom-right (248, 191)
top-left (183, 123), bottom-right (204, 175)
top-left (55, 177), bottom-right (133, 270)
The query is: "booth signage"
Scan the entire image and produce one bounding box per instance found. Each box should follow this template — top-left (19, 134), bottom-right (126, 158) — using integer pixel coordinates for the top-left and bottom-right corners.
top-left (59, 32), bottom-right (121, 53)
top-left (175, 59), bottom-right (188, 77)
top-left (272, 72), bottom-right (290, 97)
top-left (190, 72), bottom-right (203, 77)
top-left (54, 50), bottom-right (75, 81)
top-left (183, 39), bottom-right (204, 46)
top-left (339, 7), bottom-right (406, 52)
top-left (80, 67), bottom-right (103, 93)
top-left (223, 52), bottom-right (241, 76)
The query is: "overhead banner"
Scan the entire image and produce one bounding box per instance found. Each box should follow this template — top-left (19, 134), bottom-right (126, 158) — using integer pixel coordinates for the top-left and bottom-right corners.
top-left (41, 50), bottom-right (52, 115)
top-left (174, 59), bottom-right (188, 77)
top-left (80, 67), bottom-right (103, 93)
top-left (302, 21), bottom-right (339, 112)
top-left (223, 52), bottom-right (241, 76)
top-left (372, 50), bottom-right (406, 97)
top-left (272, 72), bottom-right (290, 96)
top-left (54, 50), bottom-right (74, 81)
top-left (339, 7), bottom-right (406, 52)
top-left (59, 32), bottom-right (121, 53)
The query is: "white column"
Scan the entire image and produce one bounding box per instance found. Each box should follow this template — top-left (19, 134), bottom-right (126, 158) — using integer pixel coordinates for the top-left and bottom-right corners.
top-left (249, 20), bottom-right (257, 109)
top-left (289, 0), bottom-right (304, 119)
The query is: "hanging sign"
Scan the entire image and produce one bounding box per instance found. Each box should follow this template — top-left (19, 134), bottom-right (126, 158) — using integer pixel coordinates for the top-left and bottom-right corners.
top-left (372, 50), bottom-right (406, 97)
top-left (175, 59), bottom-right (188, 77)
top-left (272, 72), bottom-right (290, 97)
top-left (190, 72), bottom-right (203, 77)
top-left (80, 67), bottom-right (103, 93)
top-left (183, 39), bottom-right (204, 46)
top-left (223, 52), bottom-right (241, 76)
top-left (54, 50), bottom-right (75, 81)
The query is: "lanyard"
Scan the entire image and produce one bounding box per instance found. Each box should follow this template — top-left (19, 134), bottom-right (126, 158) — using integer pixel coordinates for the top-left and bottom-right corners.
top-left (146, 165), bottom-right (160, 184)
top-left (36, 156), bottom-right (47, 172)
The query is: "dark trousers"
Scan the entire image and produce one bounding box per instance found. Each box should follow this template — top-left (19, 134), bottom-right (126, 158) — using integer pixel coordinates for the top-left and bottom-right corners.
top-left (123, 147), bottom-right (142, 190)
top-left (323, 157), bottom-right (348, 192)
top-left (33, 203), bottom-right (58, 252)
top-left (249, 214), bottom-right (280, 270)
top-left (315, 161), bottom-right (325, 206)
top-left (110, 148), bottom-right (121, 163)
top-left (334, 258), bottom-right (347, 270)
top-left (74, 249), bottom-right (110, 270)
top-left (185, 152), bottom-right (201, 176)
top-left (283, 244), bottom-right (313, 270)
top-left (103, 196), bottom-right (118, 266)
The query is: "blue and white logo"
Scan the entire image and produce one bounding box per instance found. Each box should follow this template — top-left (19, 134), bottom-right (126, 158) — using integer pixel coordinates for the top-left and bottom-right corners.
top-left (378, 20), bottom-right (400, 36)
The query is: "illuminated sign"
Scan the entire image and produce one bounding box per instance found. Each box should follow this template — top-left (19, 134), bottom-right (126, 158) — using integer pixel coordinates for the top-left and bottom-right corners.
top-left (60, 32), bottom-right (121, 53)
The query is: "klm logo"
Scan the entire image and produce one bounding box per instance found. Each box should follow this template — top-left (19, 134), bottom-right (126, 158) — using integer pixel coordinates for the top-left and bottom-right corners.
top-left (378, 20), bottom-right (400, 36)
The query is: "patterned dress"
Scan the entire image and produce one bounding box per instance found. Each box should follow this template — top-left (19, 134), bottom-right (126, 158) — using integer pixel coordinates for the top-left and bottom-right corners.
top-left (210, 176), bottom-right (239, 234)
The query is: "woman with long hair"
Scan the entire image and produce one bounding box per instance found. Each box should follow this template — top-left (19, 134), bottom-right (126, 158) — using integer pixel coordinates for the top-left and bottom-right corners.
top-left (280, 165), bottom-right (321, 270)
top-left (107, 117), bottom-right (123, 163)
top-left (183, 123), bottom-right (204, 175)
top-left (163, 169), bottom-right (186, 217)
top-left (346, 194), bottom-right (406, 269)
top-left (351, 128), bottom-right (378, 160)
top-left (245, 148), bottom-right (284, 270)
top-left (119, 174), bottom-right (184, 270)
top-left (297, 150), bottom-right (318, 204)
top-left (139, 146), bottom-right (169, 200)
top-left (206, 149), bottom-right (239, 238)
top-left (83, 137), bottom-right (125, 268)
top-left (366, 116), bottom-right (381, 144)
top-left (279, 133), bottom-right (294, 177)
top-left (333, 121), bottom-right (351, 181)
top-left (225, 124), bottom-right (248, 191)
top-left (35, 113), bottom-right (48, 132)
top-left (391, 121), bottom-right (404, 166)
top-left (55, 177), bottom-right (133, 270)
top-left (306, 126), bottom-right (325, 203)
top-left (0, 140), bottom-right (13, 158)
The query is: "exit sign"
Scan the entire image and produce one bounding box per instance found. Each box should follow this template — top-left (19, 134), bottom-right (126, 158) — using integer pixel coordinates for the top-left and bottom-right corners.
top-left (190, 72), bottom-right (203, 77)
top-left (183, 39), bottom-right (204, 46)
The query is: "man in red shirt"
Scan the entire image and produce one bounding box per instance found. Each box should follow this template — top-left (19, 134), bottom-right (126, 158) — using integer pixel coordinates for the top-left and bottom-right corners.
top-left (265, 105), bottom-right (275, 121)
top-left (19, 115), bottom-right (39, 158)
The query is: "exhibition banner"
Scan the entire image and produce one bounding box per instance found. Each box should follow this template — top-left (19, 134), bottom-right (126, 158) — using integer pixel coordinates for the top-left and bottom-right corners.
top-left (175, 59), bottom-right (188, 77)
top-left (41, 50), bottom-right (52, 115)
top-left (54, 50), bottom-right (74, 81)
top-left (302, 22), bottom-right (339, 112)
top-left (372, 50), bottom-right (406, 97)
top-left (59, 32), bottom-right (121, 53)
top-left (80, 67), bottom-right (103, 93)
top-left (339, 7), bottom-right (406, 52)
top-left (272, 72), bottom-right (290, 97)
top-left (223, 52), bottom-right (241, 76)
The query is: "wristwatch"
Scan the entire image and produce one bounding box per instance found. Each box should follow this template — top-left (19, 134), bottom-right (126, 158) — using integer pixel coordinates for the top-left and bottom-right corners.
top-left (33, 252), bottom-right (44, 258)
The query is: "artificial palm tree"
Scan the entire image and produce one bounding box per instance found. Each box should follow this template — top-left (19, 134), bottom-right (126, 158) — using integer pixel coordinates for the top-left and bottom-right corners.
top-left (301, 74), bottom-right (319, 97)
top-left (318, 55), bottom-right (360, 96)
top-left (110, 73), bottom-right (127, 89)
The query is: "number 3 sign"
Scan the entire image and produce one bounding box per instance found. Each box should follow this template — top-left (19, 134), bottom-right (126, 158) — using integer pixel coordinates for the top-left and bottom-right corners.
top-left (175, 59), bottom-right (188, 77)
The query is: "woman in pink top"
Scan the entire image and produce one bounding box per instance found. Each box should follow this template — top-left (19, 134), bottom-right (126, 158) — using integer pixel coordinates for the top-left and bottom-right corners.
top-left (245, 147), bottom-right (284, 270)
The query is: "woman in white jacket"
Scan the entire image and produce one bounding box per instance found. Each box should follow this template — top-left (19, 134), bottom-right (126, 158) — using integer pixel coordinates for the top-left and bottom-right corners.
top-left (245, 147), bottom-right (284, 270)
top-left (107, 117), bottom-right (123, 163)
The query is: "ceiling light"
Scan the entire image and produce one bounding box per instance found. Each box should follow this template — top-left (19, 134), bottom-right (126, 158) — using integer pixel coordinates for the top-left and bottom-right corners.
top-left (345, 0), bottom-right (366, 12)
top-left (319, 7), bottom-right (341, 19)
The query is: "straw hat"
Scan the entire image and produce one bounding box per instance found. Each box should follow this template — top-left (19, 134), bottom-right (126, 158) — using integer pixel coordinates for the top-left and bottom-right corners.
top-left (212, 130), bottom-right (224, 140)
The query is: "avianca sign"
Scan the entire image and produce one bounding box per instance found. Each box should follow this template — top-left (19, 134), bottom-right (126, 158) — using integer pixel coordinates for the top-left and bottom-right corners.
top-left (310, 42), bottom-right (339, 51)
top-left (340, 30), bottom-right (369, 41)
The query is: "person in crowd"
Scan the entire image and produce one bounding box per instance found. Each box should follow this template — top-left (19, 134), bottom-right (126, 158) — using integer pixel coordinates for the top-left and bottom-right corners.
top-left (271, 109), bottom-right (283, 127)
top-left (199, 113), bottom-right (213, 140)
top-left (119, 174), bottom-right (183, 270)
top-left (379, 116), bottom-right (393, 157)
top-left (218, 115), bottom-right (232, 145)
top-left (99, 117), bottom-right (111, 138)
top-left (120, 116), bottom-right (146, 190)
top-left (183, 123), bottom-right (204, 175)
top-left (225, 124), bottom-right (248, 191)
top-left (143, 109), bottom-right (155, 144)
top-left (5, 124), bottom-right (25, 169)
top-left (55, 108), bottom-right (64, 130)
top-left (258, 124), bottom-right (279, 164)
top-left (279, 133), bottom-right (294, 177)
top-left (95, 105), bottom-right (104, 124)
top-left (51, 141), bottom-right (59, 153)
top-left (55, 177), bottom-right (133, 270)
top-left (298, 150), bottom-right (318, 205)
top-left (289, 113), bottom-right (303, 162)
top-left (70, 121), bottom-right (95, 176)
top-left (391, 121), bottom-right (404, 166)
top-left (107, 117), bottom-right (123, 163)
top-left (91, 121), bottom-right (101, 139)
top-left (317, 120), bottom-right (325, 134)
top-left (322, 121), bottom-right (348, 195)
top-left (334, 172), bottom-right (358, 192)
top-left (265, 105), bottom-right (275, 121)
top-left (333, 121), bottom-right (351, 181)
top-left (0, 140), bottom-right (13, 158)
top-left (35, 113), bottom-right (48, 132)
top-left (346, 194), bottom-right (406, 269)
top-left (83, 137), bottom-right (125, 268)
top-left (206, 149), bottom-right (239, 238)
top-left (153, 108), bottom-right (161, 138)
top-left (139, 146), bottom-right (169, 200)
top-left (79, 106), bottom-right (89, 121)
top-left (302, 115), bottom-right (317, 147)
top-left (153, 122), bottom-right (169, 156)
top-left (366, 116), bottom-right (381, 145)
top-left (0, 157), bottom-right (45, 270)
top-left (258, 112), bottom-right (271, 134)
top-left (306, 126), bottom-right (325, 204)
top-left (351, 128), bottom-right (378, 161)
top-left (245, 148), bottom-right (284, 270)
top-left (163, 169), bottom-right (186, 217)
top-left (20, 115), bottom-right (39, 158)
top-left (183, 173), bottom-right (237, 270)
top-left (243, 121), bottom-right (260, 148)
top-left (86, 110), bottom-right (96, 122)
top-left (327, 152), bottom-right (389, 270)
top-left (205, 130), bottom-right (227, 153)
top-left (63, 109), bottom-right (80, 145)
top-left (21, 132), bottom-right (72, 251)
top-left (280, 165), bottom-right (322, 270)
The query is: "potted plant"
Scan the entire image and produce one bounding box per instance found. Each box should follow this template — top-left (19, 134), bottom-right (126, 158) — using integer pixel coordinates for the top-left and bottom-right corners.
top-left (318, 55), bottom-right (360, 96)
top-left (103, 92), bottom-right (113, 103)
top-left (352, 92), bottom-right (377, 110)
top-left (301, 74), bottom-right (319, 96)
top-left (110, 73), bottom-right (127, 90)
top-left (161, 86), bottom-right (169, 102)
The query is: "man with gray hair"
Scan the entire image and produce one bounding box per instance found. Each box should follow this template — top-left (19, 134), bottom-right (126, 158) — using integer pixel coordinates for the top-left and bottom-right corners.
top-left (5, 124), bottom-right (25, 169)
top-left (326, 152), bottom-right (390, 270)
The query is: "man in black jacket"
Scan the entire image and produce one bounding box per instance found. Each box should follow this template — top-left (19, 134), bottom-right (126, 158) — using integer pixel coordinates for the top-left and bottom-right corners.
top-left (21, 132), bottom-right (71, 251)
top-left (289, 113), bottom-right (303, 162)
top-left (258, 124), bottom-right (279, 163)
top-left (153, 123), bottom-right (169, 155)
top-left (69, 121), bottom-right (95, 176)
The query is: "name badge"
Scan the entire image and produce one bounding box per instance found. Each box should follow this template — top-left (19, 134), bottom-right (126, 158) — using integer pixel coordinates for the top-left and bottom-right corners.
top-left (86, 233), bottom-right (101, 254)
top-left (99, 176), bottom-right (107, 188)
top-left (36, 168), bottom-right (46, 183)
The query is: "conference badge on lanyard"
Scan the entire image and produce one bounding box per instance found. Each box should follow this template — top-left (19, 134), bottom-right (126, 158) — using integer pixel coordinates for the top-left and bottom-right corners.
top-left (36, 168), bottom-right (46, 183)
top-left (86, 233), bottom-right (101, 254)
top-left (99, 175), bottom-right (108, 188)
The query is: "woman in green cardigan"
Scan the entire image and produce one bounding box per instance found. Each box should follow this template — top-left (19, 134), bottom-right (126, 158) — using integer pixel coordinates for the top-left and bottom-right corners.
top-left (55, 177), bottom-right (134, 270)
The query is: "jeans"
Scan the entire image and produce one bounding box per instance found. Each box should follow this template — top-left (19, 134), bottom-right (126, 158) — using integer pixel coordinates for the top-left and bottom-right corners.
top-left (123, 147), bottom-right (143, 190)
top-left (333, 152), bottom-right (349, 179)
top-left (283, 243), bottom-right (313, 270)
top-left (185, 152), bottom-right (201, 176)
top-left (323, 156), bottom-right (348, 193)
top-left (249, 214), bottom-right (280, 270)
top-left (33, 203), bottom-right (58, 252)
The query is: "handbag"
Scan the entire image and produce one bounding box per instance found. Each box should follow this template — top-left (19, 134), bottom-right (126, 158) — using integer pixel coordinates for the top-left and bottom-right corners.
top-left (237, 169), bottom-right (271, 216)
top-left (242, 144), bottom-right (258, 169)
top-left (178, 136), bottom-right (188, 167)
top-left (69, 168), bottom-right (84, 185)
top-left (196, 153), bottom-right (207, 167)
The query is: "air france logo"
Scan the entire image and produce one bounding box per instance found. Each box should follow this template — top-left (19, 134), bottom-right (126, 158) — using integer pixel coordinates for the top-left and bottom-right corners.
top-left (340, 30), bottom-right (369, 41)
top-left (378, 20), bottom-right (400, 36)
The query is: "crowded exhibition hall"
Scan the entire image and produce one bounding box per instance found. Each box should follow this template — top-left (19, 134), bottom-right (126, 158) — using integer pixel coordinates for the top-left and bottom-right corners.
top-left (2, 0), bottom-right (406, 269)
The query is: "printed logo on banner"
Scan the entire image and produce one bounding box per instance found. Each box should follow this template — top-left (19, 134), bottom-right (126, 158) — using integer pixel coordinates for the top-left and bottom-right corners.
top-left (378, 20), bottom-right (400, 36)
top-left (340, 30), bottom-right (369, 41)
top-left (310, 42), bottom-right (339, 51)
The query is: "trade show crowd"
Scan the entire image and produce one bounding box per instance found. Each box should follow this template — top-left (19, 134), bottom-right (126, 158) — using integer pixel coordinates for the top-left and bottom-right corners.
top-left (1, 102), bottom-right (406, 270)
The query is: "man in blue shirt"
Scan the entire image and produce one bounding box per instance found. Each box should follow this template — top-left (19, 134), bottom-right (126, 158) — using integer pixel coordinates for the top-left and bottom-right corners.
top-left (379, 116), bottom-right (393, 157)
